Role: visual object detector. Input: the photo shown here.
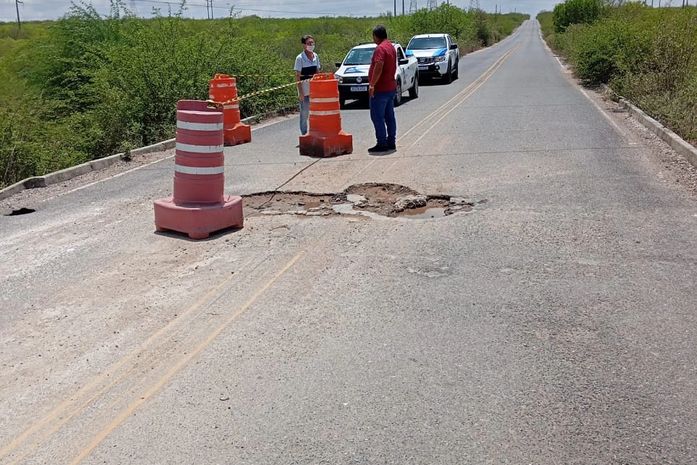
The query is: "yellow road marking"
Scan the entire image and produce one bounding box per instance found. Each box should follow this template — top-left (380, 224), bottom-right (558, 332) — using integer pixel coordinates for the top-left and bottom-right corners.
top-left (398, 45), bottom-right (518, 143)
top-left (345, 45), bottom-right (520, 184)
top-left (343, 44), bottom-right (520, 188)
top-left (377, 44), bottom-right (520, 176)
top-left (2, 255), bottom-right (260, 464)
top-left (406, 45), bottom-right (521, 150)
top-left (68, 251), bottom-right (304, 465)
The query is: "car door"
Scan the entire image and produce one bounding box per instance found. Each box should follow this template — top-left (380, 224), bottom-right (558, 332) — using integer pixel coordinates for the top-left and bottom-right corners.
top-left (448, 35), bottom-right (458, 66)
top-left (396, 46), bottom-right (414, 87)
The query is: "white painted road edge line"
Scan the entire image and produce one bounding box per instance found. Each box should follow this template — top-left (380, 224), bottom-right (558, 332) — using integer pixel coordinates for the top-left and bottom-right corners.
top-left (538, 27), bottom-right (636, 145)
top-left (0, 110), bottom-right (294, 203)
top-left (578, 86), bottom-right (636, 145)
top-left (41, 116), bottom-right (290, 202)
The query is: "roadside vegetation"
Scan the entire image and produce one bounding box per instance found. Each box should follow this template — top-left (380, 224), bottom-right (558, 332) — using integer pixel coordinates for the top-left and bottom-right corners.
top-left (538, 1), bottom-right (696, 145)
top-left (0, 2), bottom-right (527, 188)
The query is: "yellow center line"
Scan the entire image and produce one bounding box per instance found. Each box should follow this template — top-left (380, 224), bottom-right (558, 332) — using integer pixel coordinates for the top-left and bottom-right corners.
top-left (398, 44), bottom-right (518, 143)
top-left (406, 45), bottom-right (521, 151)
top-left (68, 251), bottom-right (305, 465)
top-left (342, 44), bottom-right (520, 188)
top-left (379, 44), bottom-right (520, 175)
top-left (1, 255), bottom-right (261, 464)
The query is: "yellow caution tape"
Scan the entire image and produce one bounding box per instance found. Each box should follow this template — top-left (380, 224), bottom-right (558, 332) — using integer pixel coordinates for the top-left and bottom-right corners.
top-left (207, 77), bottom-right (311, 106)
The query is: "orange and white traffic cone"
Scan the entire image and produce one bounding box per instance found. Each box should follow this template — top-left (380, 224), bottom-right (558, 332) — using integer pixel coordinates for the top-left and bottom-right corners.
top-left (299, 73), bottom-right (353, 158)
top-left (209, 74), bottom-right (251, 147)
top-left (153, 100), bottom-right (244, 239)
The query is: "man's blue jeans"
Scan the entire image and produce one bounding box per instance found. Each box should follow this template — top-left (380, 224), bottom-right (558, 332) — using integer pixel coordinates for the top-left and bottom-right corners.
top-left (370, 91), bottom-right (396, 146)
top-left (299, 96), bottom-right (310, 135)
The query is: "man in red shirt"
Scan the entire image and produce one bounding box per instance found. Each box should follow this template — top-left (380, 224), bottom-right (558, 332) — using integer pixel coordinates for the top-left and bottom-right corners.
top-left (368, 25), bottom-right (397, 153)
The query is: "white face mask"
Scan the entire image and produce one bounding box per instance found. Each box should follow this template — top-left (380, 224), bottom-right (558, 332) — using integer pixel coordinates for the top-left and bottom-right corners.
top-left (306, 45), bottom-right (315, 52)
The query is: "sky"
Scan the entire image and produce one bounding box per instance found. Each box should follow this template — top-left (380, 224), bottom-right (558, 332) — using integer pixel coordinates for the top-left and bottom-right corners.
top-left (1, 0), bottom-right (560, 22)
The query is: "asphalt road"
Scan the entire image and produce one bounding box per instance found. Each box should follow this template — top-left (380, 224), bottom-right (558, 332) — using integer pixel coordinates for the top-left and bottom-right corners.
top-left (2, 20), bottom-right (697, 465)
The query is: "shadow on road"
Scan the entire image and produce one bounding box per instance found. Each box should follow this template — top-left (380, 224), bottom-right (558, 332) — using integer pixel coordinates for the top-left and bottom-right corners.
top-left (153, 226), bottom-right (242, 242)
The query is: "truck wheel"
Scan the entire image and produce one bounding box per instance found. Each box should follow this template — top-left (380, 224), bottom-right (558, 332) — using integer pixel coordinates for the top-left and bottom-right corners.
top-left (394, 80), bottom-right (403, 106)
top-left (444, 62), bottom-right (453, 84)
top-left (453, 58), bottom-right (459, 80)
top-left (408, 75), bottom-right (419, 99)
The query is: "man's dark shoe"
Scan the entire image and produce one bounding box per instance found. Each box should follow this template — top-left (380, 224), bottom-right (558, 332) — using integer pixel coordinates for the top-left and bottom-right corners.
top-left (368, 144), bottom-right (390, 153)
top-left (387, 143), bottom-right (396, 150)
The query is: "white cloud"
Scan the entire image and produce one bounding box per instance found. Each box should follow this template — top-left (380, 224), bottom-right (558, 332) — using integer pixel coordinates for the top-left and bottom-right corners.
top-left (1, 0), bottom-right (559, 22)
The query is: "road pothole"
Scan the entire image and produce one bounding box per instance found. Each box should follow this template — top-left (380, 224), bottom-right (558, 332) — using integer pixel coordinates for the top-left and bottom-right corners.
top-left (4, 207), bottom-right (36, 216)
top-left (244, 183), bottom-right (479, 219)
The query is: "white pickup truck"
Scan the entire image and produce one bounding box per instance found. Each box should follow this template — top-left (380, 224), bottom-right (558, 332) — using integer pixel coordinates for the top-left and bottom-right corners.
top-left (334, 43), bottom-right (419, 108)
top-left (406, 33), bottom-right (459, 83)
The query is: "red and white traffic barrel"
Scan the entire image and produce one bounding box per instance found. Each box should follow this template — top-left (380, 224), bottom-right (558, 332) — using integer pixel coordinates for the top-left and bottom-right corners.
top-left (173, 102), bottom-right (225, 204)
top-left (153, 100), bottom-right (244, 240)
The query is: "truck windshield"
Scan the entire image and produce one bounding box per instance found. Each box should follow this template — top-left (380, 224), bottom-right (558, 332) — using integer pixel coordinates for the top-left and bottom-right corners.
top-left (407, 37), bottom-right (447, 50)
top-left (343, 48), bottom-right (375, 65)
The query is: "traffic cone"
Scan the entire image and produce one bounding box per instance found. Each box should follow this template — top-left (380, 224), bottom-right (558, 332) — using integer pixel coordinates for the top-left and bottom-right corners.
top-left (209, 74), bottom-right (251, 147)
top-left (299, 73), bottom-right (353, 158)
top-left (153, 100), bottom-right (244, 240)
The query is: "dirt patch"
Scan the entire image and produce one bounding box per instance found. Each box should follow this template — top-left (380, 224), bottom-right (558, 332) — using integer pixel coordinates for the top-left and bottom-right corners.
top-left (244, 183), bottom-right (477, 219)
top-left (243, 191), bottom-right (346, 216)
top-left (345, 182), bottom-right (419, 200)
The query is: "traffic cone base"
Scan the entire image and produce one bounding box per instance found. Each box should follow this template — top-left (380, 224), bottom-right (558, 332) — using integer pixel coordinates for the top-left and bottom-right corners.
top-left (224, 123), bottom-right (252, 146)
top-left (299, 131), bottom-right (353, 158)
top-left (154, 195), bottom-right (244, 239)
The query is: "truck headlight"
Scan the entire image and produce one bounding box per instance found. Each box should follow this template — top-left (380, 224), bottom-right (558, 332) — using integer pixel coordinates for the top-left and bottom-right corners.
top-left (337, 76), bottom-right (343, 84)
top-left (434, 56), bottom-right (446, 63)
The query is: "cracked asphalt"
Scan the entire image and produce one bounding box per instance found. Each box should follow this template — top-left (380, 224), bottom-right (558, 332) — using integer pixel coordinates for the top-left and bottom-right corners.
top-left (1, 20), bottom-right (697, 465)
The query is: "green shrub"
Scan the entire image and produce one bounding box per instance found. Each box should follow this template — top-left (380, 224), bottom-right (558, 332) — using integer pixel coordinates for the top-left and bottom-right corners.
top-left (566, 19), bottom-right (631, 84)
top-left (553, 0), bottom-right (607, 33)
top-left (540, 4), bottom-right (696, 144)
top-left (0, 3), bottom-right (527, 188)
top-left (613, 7), bottom-right (697, 142)
top-left (402, 4), bottom-right (476, 45)
top-left (537, 11), bottom-right (554, 37)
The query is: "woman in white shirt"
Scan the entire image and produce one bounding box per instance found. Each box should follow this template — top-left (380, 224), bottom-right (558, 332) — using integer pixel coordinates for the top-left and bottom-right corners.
top-left (294, 35), bottom-right (321, 135)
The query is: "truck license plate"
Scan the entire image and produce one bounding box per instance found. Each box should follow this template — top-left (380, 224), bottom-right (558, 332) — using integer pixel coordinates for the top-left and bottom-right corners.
top-left (350, 85), bottom-right (368, 92)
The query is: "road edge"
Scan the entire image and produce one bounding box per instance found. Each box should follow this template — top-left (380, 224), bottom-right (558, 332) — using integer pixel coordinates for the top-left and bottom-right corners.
top-left (601, 85), bottom-right (697, 170)
top-left (0, 138), bottom-right (176, 202)
top-left (0, 111), bottom-right (288, 202)
top-left (537, 24), bottom-right (697, 171)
